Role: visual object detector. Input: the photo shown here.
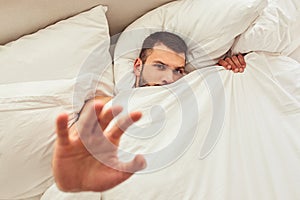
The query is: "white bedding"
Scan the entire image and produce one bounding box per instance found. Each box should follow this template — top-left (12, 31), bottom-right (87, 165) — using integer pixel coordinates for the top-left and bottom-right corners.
top-left (0, 6), bottom-right (112, 200)
top-left (40, 0), bottom-right (300, 197)
top-left (99, 52), bottom-right (300, 200)
top-left (231, 0), bottom-right (300, 63)
top-left (41, 52), bottom-right (300, 200)
top-left (2, 0), bottom-right (299, 199)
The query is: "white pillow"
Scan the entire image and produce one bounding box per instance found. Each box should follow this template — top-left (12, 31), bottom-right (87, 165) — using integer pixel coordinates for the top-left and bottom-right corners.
top-left (0, 5), bottom-right (113, 199)
top-left (231, 0), bottom-right (300, 63)
top-left (113, 0), bottom-right (267, 93)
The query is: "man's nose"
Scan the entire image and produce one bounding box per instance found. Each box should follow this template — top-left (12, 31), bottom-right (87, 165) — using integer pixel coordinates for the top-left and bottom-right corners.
top-left (162, 70), bottom-right (174, 85)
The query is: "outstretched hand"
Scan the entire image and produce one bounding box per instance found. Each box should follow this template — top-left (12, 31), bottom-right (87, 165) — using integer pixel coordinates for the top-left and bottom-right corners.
top-left (218, 53), bottom-right (246, 73)
top-left (52, 100), bottom-right (146, 192)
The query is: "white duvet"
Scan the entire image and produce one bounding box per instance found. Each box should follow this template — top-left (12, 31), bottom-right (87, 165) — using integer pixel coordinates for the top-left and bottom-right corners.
top-left (42, 52), bottom-right (300, 200)
top-left (41, 0), bottom-right (300, 198)
top-left (95, 52), bottom-right (300, 200)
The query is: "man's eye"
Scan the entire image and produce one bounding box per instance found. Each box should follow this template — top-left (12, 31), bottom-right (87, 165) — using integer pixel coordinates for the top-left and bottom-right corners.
top-left (174, 68), bottom-right (184, 75)
top-left (154, 64), bottom-right (167, 70)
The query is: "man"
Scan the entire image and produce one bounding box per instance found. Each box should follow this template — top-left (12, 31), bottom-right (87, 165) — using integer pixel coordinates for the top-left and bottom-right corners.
top-left (133, 32), bottom-right (246, 87)
top-left (133, 31), bottom-right (187, 87)
top-left (53, 31), bottom-right (246, 192)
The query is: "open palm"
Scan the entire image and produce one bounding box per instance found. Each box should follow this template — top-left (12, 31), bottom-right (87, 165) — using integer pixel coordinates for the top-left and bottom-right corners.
top-left (52, 100), bottom-right (146, 192)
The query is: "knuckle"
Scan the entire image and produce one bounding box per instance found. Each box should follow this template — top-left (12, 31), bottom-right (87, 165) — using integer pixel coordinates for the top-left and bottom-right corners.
top-left (225, 58), bottom-right (231, 62)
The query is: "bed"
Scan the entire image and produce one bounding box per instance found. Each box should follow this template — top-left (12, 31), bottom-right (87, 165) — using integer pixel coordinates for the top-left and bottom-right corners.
top-left (0, 0), bottom-right (299, 199)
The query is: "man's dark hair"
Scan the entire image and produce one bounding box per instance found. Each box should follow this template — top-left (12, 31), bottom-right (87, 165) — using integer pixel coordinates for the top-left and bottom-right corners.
top-left (139, 31), bottom-right (188, 63)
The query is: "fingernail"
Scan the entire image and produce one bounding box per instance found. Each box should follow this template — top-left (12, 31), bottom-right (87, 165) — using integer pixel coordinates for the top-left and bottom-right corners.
top-left (234, 68), bottom-right (239, 72)
top-left (227, 65), bottom-right (232, 69)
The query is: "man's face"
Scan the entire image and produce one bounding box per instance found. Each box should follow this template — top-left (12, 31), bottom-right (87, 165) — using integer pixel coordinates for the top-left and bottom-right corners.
top-left (134, 44), bottom-right (186, 87)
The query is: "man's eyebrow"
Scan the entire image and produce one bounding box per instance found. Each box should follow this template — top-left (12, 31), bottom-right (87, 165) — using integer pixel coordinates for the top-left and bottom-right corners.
top-left (152, 60), bottom-right (185, 69)
top-left (152, 60), bottom-right (167, 65)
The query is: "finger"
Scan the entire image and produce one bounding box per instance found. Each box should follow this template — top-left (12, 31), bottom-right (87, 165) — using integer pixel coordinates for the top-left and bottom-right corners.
top-left (76, 100), bottom-right (104, 138)
top-left (108, 155), bottom-right (146, 187)
top-left (99, 155), bottom-right (146, 191)
top-left (238, 53), bottom-right (246, 69)
top-left (94, 100), bottom-right (105, 118)
top-left (218, 59), bottom-right (231, 70)
top-left (225, 57), bottom-right (236, 71)
top-left (99, 105), bottom-right (123, 131)
top-left (56, 113), bottom-right (70, 146)
top-left (119, 154), bottom-right (147, 173)
top-left (231, 56), bottom-right (243, 73)
top-left (106, 111), bottom-right (142, 146)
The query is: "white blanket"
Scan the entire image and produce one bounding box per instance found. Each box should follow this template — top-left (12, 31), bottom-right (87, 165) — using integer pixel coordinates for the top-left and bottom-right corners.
top-left (97, 52), bottom-right (300, 200)
top-left (41, 53), bottom-right (300, 200)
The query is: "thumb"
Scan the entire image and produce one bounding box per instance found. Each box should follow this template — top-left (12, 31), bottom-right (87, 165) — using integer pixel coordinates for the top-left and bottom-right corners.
top-left (56, 113), bottom-right (70, 146)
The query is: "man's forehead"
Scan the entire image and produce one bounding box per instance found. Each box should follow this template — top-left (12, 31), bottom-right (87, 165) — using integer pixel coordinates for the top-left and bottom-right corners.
top-left (151, 43), bottom-right (186, 59)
